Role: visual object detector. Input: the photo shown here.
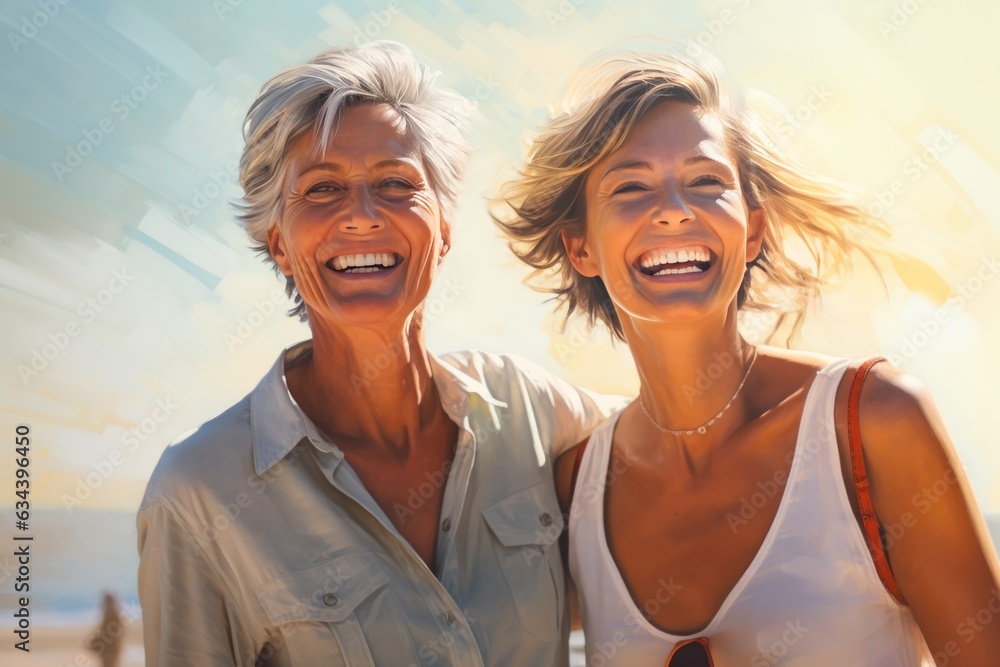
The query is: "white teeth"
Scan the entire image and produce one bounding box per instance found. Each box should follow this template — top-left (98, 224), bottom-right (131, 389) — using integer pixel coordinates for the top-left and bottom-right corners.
top-left (638, 245), bottom-right (711, 269)
top-left (330, 252), bottom-right (399, 271)
top-left (653, 265), bottom-right (704, 276)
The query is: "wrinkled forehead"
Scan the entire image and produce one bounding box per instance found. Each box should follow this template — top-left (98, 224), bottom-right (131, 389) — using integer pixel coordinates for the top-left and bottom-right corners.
top-left (283, 102), bottom-right (424, 177)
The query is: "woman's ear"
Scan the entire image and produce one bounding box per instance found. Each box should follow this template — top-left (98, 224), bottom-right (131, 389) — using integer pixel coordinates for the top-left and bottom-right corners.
top-left (746, 207), bottom-right (767, 264)
top-left (561, 229), bottom-right (600, 277)
top-left (266, 224), bottom-right (292, 276)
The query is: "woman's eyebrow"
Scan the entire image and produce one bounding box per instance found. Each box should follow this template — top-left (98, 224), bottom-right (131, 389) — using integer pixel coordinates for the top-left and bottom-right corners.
top-left (683, 155), bottom-right (729, 168)
top-left (370, 157), bottom-right (422, 171)
top-left (603, 160), bottom-right (652, 177)
top-left (298, 162), bottom-right (345, 177)
top-left (600, 155), bottom-right (733, 183)
top-left (295, 157), bottom-right (421, 179)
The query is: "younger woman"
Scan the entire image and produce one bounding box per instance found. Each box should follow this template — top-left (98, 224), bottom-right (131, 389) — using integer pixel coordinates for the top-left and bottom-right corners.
top-left (496, 53), bottom-right (1000, 665)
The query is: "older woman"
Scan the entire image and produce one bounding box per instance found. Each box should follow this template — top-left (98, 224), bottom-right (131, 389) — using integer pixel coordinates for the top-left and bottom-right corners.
top-left (137, 42), bottom-right (622, 666)
top-left (496, 53), bottom-right (1000, 665)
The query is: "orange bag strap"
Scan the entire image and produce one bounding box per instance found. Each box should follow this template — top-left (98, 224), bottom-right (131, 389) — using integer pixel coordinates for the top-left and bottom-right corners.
top-left (848, 357), bottom-right (906, 605)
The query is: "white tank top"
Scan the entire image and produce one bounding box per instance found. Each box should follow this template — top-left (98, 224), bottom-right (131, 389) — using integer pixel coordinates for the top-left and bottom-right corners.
top-left (569, 358), bottom-right (933, 666)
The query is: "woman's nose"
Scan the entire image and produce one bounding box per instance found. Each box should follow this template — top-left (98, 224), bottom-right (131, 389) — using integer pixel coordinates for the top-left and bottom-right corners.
top-left (338, 186), bottom-right (385, 234)
top-left (653, 186), bottom-right (695, 226)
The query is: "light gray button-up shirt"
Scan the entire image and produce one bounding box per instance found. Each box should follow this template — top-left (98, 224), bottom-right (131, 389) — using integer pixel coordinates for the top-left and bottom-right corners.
top-left (137, 341), bottom-right (625, 666)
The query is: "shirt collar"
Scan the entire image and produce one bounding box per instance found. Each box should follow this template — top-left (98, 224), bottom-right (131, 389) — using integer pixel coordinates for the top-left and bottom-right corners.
top-left (250, 340), bottom-right (507, 475)
top-left (430, 354), bottom-right (507, 424)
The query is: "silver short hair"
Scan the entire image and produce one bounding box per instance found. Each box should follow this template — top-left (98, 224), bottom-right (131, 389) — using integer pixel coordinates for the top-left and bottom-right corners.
top-left (236, 41), bottom-right (475, 320)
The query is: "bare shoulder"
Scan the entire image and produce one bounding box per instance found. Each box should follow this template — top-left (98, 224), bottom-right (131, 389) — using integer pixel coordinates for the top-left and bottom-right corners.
top-left (829, 358), bottom-right (965, 525)
top-left (755, 345), bottom-right (839, 374)
top-left (856, 360), bottom-right (932, 420)
top-left (852, 361), bottom-right (953, 471)
top-left (747, 346), bottom-right (840, 410)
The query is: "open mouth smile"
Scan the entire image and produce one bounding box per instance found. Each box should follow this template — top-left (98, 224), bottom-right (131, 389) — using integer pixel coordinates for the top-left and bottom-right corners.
top-left (326, 252), bottom-right (402, 274)
top-left (636, 245), bottom-right (713, 276)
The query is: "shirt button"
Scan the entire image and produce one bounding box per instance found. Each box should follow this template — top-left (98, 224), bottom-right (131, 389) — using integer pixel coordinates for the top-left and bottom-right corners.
top-left (539, 512), bottom-right (553, 527)
top-left (441, 518), bottom-right (452, 532)
top-left (322, 593), bottom-right (338, 607)
top-left (444, 610), bottom-right (457, 625)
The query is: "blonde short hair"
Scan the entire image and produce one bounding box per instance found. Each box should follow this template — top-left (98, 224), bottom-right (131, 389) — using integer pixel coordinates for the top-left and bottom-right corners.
top-left (236, 41), bottom-right (474, 319)
top-left (493, 52), bottom-right (885, 340)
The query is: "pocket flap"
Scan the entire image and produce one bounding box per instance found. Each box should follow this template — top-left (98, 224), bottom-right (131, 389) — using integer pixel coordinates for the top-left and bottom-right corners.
top-left (255, 549), bottom-right (389, 624)
top-left (482, 483), bottom-right (564, 548)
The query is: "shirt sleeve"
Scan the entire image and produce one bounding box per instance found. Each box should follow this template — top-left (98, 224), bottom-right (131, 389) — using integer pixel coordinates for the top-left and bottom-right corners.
top-left (504, 354), bottom-right (631, 459)
top-left (137, 499), bottom-right (245, 666)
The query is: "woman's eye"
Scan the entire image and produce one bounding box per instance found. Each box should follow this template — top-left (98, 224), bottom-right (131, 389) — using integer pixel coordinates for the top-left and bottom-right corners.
top-left (690, 175), bottom-right (727, 187)
top-left (305, 182), bottom-right (342, 196)
top-left (611, 182), bottom-right (647, 195)
top-left (379, 177), bottom-right (415, 190)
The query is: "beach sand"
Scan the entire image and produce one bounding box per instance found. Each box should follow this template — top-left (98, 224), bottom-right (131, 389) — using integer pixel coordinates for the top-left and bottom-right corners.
top-left (0, 625), bottom-right (580, 665)
top-left (0, 624), bottom-right (144, 667)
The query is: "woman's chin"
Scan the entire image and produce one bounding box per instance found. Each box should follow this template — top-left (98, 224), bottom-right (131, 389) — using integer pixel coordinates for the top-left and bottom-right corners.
top-left (308, 297), bottom-right (417, 332)
top-left (624, 293), bottom-right (730, 327)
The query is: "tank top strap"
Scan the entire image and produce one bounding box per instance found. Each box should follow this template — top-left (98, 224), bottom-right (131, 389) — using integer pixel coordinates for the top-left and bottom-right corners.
top-left (797, 358), bottom-right (852, 454)
top-left (569, 411), bottom-right (619, 520)
top-left (567, 410), bottom-right (620, 582)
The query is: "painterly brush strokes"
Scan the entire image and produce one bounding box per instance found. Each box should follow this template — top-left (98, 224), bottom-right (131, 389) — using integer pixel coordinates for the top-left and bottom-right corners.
top-left (0, 2), bottom-right (998, 651)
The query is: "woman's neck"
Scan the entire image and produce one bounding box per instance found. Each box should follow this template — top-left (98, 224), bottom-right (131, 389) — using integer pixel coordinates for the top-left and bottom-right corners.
top-left (624, 306), bottom-right (756, 444)
top-left (287, 315), bottom-right (443, 458)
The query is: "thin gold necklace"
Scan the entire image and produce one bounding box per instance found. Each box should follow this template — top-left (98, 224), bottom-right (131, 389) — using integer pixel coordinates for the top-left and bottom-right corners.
top-left (638, 346), bottom-right (758, 436)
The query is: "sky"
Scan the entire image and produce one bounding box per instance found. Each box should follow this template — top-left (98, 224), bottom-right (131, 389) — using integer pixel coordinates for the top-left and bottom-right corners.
top-left (1, 0), bottom-right (999, 536)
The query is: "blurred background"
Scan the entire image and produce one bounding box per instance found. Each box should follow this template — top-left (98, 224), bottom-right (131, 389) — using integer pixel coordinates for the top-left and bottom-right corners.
top-left (1, 0), bottom-right (998, 664)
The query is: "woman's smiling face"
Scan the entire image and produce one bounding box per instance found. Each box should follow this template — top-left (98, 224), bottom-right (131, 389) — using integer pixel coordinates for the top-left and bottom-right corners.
top-left (267, 102), bottom-right (449, 328)
top-left (565, 99), bottom-right (765, 328)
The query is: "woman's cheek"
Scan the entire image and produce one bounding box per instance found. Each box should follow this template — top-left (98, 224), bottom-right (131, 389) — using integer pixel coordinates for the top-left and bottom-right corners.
top-left (715, 191), bottom-right (748, 219)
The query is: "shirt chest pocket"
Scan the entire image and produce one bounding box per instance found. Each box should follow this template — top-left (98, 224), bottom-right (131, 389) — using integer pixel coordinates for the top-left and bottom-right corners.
top-left (482, 482), bottom-right (566, 641)
top-left (255, 550), bottom-right (404, 667)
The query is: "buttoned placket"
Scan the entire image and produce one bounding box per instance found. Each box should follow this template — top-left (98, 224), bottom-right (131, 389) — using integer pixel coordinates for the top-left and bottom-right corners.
top-left (305, 427), bottom-right (484, 667)
top-left (433, 387), bottom-right (508, 655)
top-left (435, 400), bottom-right (474, 586)
top-left (254, 346), bottom-right (508, 666)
